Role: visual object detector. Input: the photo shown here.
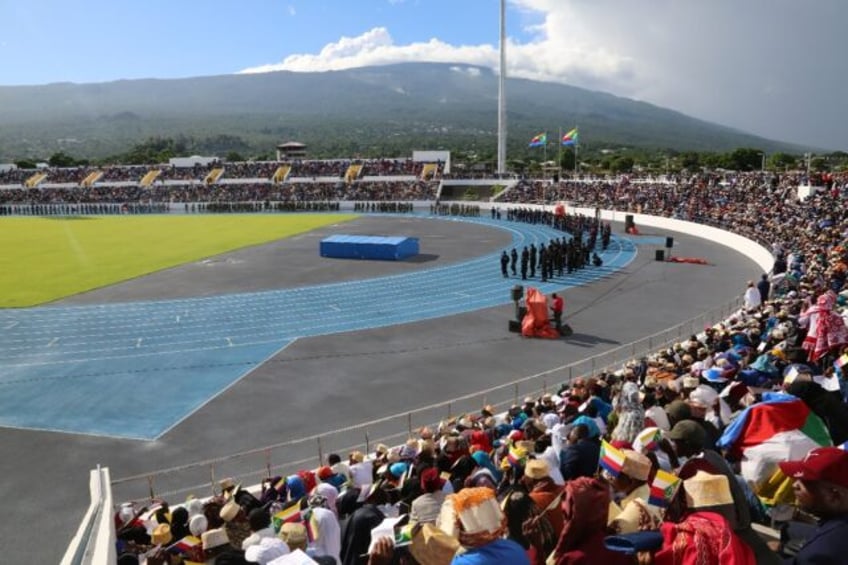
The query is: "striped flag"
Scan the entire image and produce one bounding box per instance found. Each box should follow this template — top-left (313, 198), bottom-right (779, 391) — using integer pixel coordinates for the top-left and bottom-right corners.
top-left (834, 354), bottom-right (848, 372)
top-left (272, 501), bottom-right (302, 532)
top-left (648, 469), bottom-right (680, 508)
top-left (305, 511), bottom-right (320, 543)
top-left (599, 439), bottom-right (626, 477)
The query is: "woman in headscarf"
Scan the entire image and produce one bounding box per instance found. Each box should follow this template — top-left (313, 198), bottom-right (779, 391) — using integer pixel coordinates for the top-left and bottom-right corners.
top-left (611, 381), bottom-right (646, 445)
top-left (550, 477), bottom-right (631, 565)
top-left (654, 471), bottom-right (756, 565)
top-left (313, 481), bottom-right (340, 517)
top-left (286, 474), bottom-right (307, 502)
top-left (410, 467), bottom-right (447, 525)
top-left (503, 490), bottom-right (556, 565)
top-left (306, 492), bottom-right (342, 564)
top-left (800, 290), bottom-right (848, 361)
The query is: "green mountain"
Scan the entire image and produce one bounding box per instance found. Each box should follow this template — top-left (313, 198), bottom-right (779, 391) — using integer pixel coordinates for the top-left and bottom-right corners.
top-left (0, 63), bottom-right (805, 161)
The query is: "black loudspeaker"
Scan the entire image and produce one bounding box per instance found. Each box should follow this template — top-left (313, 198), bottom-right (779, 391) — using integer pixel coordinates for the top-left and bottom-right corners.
top-left (625, 214), bottom-right (634, 228)
top-left (508, 320), bottom-right (522, 333)
top-left (655, 249), bottom-right (666, 261)
top-left (665, 237), bottom-right (674, 248)
top-left (511, 285), bottom-right (524, 302)
top-left (517, 306), bottom-right (527, 320)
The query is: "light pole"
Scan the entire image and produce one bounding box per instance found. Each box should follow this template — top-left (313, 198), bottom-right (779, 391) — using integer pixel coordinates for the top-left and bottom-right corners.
top-left (497, 0), bottom-right (507, 177)
top-left (758, 152), bottom-right (766, 172)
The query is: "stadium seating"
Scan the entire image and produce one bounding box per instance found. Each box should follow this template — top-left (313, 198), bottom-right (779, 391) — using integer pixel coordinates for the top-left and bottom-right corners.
top-left (272, 164), bottom-right (291, 183)
top-left (80, 171), bottom-right (103, 187)
top-left (24, 171), bottom-right (47, 188)
top-left (139, 169), bottom-right (161, 187)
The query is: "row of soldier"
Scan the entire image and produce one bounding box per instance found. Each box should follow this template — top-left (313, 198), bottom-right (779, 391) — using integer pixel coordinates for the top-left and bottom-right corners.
top-left (500, 235), bottom-right (595, 281)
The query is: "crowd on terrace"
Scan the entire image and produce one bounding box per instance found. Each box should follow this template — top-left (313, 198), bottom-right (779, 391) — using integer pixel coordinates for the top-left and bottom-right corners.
top-left (0, 158), bottom-right (444, 188)
top-left (103, 167), bottom-right (848, 565)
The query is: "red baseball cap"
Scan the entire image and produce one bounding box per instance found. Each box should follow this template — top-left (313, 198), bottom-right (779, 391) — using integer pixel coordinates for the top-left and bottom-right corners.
top-left (779, 447), bottom-right (848, 489)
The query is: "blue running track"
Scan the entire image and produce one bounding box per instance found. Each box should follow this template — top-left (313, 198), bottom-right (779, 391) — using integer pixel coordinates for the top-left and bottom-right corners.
top-left (0, 215), bottom-right (636, 439)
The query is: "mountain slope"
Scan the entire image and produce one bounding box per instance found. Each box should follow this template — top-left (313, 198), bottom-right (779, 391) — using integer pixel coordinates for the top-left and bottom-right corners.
top-left (0, 63), bottom-right (804, 160)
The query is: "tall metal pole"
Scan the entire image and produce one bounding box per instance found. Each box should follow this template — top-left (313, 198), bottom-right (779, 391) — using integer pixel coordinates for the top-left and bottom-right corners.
top-left (497, 0), bottom-right (507, 176)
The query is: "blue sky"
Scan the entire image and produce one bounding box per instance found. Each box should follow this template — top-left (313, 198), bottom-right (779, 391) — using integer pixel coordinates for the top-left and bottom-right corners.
top-left (2, 0), bottom-right (847, 149)
top-left (2, 0), bottom-right (532, 85)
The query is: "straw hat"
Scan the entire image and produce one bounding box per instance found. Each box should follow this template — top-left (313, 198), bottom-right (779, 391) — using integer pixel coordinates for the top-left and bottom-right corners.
top-left (620, 450), bottom-right (651, 482)
top-left (410, 523), bottom-right (460, 565)
top-left (524, 459), bottom-right (550, 480)
top-left (201, 527), bottom-right (229, 550)
top-left (279, 521), bottom-right (308, 551)
top-left (151, 523), bottom-right (172, 546)
top-left (220, 499), bottom-right (240, 523)
top-left (683, 471), bottom-right (733, 508)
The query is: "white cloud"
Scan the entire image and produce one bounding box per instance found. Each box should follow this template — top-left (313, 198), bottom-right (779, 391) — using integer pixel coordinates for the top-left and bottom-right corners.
top-left (239, 3), bottom-right (635, 93)
top-left (287, 5), bottom-right (296, 16)
top-left (450, 66), bottom-right (482, 77)
top-left (239, 0), bottom-right (848, 148)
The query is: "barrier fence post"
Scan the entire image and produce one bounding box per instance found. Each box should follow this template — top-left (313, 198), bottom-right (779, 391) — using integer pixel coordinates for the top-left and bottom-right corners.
top-left (317, 437), bottom-right (324, 467)
top-left (543, 378), bottom-right (547, 395)
top-left (265, 449), bottom-right (272, 480)
top-left (210, 465), bottom-right (216, 497)
top-left (365, 431), bottom-right (370, 455)
top-left (514, 384), bottom-right (519, 406)
top-left (148, 476), bottom-right (155, 502)
top-left (408, 412), bottom-right (413, 438)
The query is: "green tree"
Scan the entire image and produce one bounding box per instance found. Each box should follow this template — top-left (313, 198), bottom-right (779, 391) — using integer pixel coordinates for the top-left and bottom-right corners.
top-left (679, 151), bottom-right (701, 170)
top-left (768, 152), bottom-right (797, 170)
top-left (610, 156), bottom-right (634, 173)
top-left (48, 151), bottom-right (78, 167)
top-left (14, 159), bottom-right (38, 169)
top-left (225, 151), bottom-right (245, 162)
top-left (722, 148), bottom-right (764, 171)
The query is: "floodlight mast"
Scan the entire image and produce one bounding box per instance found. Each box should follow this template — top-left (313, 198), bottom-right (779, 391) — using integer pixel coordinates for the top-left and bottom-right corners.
top-left (497, 0), bottom-right (507, 176)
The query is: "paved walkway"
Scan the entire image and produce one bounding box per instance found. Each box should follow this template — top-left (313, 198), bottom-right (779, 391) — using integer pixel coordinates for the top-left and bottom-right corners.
top-left (0, 215), bottom-right (636, 439)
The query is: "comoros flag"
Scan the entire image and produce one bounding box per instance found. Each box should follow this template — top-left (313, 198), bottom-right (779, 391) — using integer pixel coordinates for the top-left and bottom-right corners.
top-left (717, 393), bottom-right (832, 487)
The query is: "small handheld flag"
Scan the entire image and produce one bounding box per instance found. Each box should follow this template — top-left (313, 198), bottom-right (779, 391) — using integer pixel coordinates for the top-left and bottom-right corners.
top-left (528, 132), bottom-right (547, 148)
top-left (648, 469), bottom-right (680, 508)
top-left (561, 127), bottom-right (579, 146)
top-left (599, 439), bottom-right (626, 477)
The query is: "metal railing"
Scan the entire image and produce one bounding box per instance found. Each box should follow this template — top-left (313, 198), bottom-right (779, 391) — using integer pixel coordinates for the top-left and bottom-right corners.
top-left (110, 294), bottom-right (743, 506)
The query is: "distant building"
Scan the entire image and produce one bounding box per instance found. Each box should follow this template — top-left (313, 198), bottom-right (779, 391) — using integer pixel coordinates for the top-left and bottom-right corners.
top-left (277, 142), bottom-right (307, 160)
top-left (169, 155), bottom-right (219, 168)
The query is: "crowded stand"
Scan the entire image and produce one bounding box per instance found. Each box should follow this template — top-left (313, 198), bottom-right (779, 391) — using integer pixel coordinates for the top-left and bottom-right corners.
top-left (0, 158), bottom-right (445, 189)
top-left (101, 167), bottom-right (848, 564)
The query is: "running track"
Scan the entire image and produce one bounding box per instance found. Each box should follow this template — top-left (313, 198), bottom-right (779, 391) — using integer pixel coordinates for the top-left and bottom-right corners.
top-left (0, 215), bottom-right (636, 439)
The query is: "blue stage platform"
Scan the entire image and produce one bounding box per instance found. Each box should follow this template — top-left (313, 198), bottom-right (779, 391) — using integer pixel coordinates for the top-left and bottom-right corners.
top-left (320, 234), bottom-right (420, 261)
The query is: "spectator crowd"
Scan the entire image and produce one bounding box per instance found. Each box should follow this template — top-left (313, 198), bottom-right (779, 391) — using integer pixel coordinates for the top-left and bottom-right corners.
top-left (104, 166), bottom-right (848, 564)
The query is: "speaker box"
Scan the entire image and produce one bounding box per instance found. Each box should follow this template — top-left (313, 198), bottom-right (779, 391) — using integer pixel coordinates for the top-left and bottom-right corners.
top-left (625, 214), bottom-right (634, 228)
top-left (508, 320), bottom-right (522, 333)
top-left (665, 236), bottom-right (674, 248)
top-left (511, 285), bottom-right (524, 302)
top-left (655, 249), bottom-right (665, 261)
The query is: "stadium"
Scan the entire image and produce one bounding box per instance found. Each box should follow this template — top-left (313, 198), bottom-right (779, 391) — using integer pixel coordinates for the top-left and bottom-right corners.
top-left (3, 3), bottom-right (848, 563)
top-left (2, 152), bottom-right (846, 565)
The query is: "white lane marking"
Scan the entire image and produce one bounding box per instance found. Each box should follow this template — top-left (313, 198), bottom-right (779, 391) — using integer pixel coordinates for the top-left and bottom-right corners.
top-left (4, 321), bottom-right (18, 330)
top-left (329, 304), bottom-right (341, 312)
top-left (136, 338), bottom-right (143, 348)
top-left (176, 315), bottom-right (180, 323)
top-left (47, 337), bottom-right (59, 347)
top-left (454, 292), bottom-right (472, 298)
top-left (226, 337), bottom-right (233, 347)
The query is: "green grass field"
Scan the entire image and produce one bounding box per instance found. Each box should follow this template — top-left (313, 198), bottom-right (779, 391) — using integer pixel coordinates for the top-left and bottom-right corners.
top-left (0, 214), bottom-right (356, 308)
